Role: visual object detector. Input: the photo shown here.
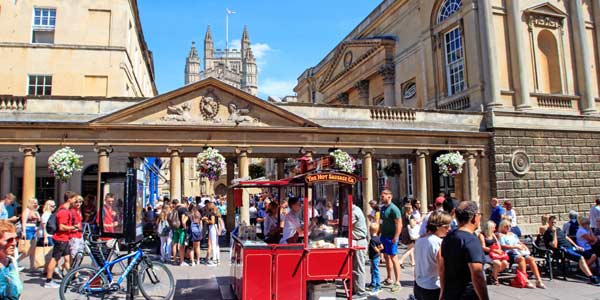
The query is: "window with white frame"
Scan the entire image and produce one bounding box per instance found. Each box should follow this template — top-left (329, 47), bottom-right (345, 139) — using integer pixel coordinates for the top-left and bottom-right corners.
top-left (32, 8), bottom-right (56, 43)
top-left (437, 0), bottom-right (462, 23)
top-left (444, 27), bottom-right (465, 95)
top-left (28, 75), bottom-right (52, 96)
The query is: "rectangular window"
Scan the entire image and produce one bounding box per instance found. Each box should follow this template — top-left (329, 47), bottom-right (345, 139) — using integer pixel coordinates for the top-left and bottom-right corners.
top-left (28, 75), bottom-right (52, 96)
top-left (32, 8), bottom-right (56, 44)
top-left (444, 26), bottom-right (465, 96)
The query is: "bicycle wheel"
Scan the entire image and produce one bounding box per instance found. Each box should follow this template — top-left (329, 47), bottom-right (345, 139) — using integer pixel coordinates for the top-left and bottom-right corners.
top-left (60, 266), bottom-right (109, 300)
top-left (137, 261), bottom-right (175, 300)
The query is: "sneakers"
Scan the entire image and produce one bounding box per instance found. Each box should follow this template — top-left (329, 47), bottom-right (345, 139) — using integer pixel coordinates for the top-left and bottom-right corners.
top-left (191, 261), bottom-right (196, 266)
top-left (591, 276), bottom-right (600, 285)
top-left (390, 282), bottom-right (401, 292)
top-left (44, 280), bottom-right (60, 289)
top-left (368, 287), bottom-right (381, 296)
top-left (179, 262), bottom-right (190, 267)
top-left (206, 260), bottom-right (217, 267)
top-left (351, 292), bottom-right (368, 300)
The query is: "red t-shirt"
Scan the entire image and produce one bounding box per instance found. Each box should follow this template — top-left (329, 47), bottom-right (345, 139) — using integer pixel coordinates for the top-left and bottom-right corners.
top-left (70, 207), bottom-right (83, 238)
top-left (53, 205), bottom-right (72, 242)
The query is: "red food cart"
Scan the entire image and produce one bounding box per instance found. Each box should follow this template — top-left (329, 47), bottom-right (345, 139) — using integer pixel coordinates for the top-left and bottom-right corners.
top-left (230, 159), bottom-right (362, 300)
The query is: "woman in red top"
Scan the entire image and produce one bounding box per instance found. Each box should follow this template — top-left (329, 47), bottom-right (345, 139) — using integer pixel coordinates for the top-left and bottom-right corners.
top-left (69, 196), bottom-right (84, 258)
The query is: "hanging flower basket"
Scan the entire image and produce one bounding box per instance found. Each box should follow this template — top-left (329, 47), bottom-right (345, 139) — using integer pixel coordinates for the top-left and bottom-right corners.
top-left (196, 147), bottom-right (226, 181)
top-left (435, 151), bottom-right (465, 177)
top-left (329, 149), bottom-right (356, 173)
top-left (48, 147), bottom-right (83, 182)
top-left (383, 162), bottom-right (402, 177)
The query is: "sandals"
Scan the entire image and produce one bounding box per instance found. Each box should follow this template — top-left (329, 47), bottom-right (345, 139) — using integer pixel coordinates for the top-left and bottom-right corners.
top-left (382, 279), bottom-right (393, 286)
top-left (536, 281), bottom-right (546, 289)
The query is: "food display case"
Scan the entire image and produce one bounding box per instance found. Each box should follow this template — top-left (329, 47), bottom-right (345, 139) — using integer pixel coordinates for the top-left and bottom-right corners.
top-left (230, 157), bottom-right (361, 300)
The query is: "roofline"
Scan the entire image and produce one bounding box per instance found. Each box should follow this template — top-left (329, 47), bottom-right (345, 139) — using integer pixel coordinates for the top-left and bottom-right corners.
top-left (90, 77), bottom-right (321, 127)
top-left (129, 0), bottom-right (158, 95)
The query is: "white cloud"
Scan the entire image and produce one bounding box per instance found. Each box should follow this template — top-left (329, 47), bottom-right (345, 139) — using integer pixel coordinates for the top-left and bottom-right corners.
top-left (251, 43), bottom-right (271, 59)
top-left (259, 79), bottom-right (296, 98)
top-left (228, 39), bottom-right (241, 50)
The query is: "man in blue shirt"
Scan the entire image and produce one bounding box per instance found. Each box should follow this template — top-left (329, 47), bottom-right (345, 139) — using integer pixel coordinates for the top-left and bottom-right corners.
top-left (0, 220), bottom-right (21, 300)
top-left (489, 198), bottom-right (504, 227)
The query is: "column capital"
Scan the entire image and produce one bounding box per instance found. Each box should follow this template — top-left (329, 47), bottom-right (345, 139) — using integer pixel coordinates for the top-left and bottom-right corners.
top-left (93, 145), bottom-right (113, 154)
top-left (0, 156), bottom-right (13, 164)
top-left (464, 150), bottom-right (479, 159)
top-left (235, 147), bottom-right (252, 155)
top-left (415, 149), bottom-right (429, 157)
top-left (166, 146), bottom-right (183, 155)
top-left (378, 63), bottom-right (395, 83)
top-left (358, 148), bottom-right (375, 156)
top-left (478, 149), bottom-right (487, 158)
top-left (18, 145), bottom-right (40, 155)
top-left (354, 80), bottom-right (369, 93)
top-left (335, 92), bottom-right (349, 105)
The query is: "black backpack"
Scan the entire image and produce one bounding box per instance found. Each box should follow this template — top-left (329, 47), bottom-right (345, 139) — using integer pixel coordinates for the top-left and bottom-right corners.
top-left (46, 207), bottom-right (72, 235)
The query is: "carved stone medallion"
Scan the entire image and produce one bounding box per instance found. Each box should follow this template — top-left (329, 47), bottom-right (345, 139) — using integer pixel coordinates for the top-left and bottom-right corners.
top-left (343, 51), bottom-right (353, 69)
top-left (200, 89), bottom-right (220, 120)
top-left (511, 150), bottom-right (531, 175)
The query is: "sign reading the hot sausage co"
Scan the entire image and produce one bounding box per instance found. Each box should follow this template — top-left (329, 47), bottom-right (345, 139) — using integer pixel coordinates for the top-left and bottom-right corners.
top-left (305, 172), bottom-right (358, 185)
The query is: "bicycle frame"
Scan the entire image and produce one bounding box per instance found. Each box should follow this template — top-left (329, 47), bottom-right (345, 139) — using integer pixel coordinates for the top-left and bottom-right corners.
top-left (84, 248), bottom-right (145, 293)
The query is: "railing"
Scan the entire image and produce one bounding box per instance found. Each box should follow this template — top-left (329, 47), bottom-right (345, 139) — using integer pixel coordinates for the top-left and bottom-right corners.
top-left (532, 93), bottom-right (577, 109)
top-left (0, 95), bottom-right (27, 110)
top-left (370, 107), bottom-right (416, 121)
top-left (437, 95), bottom-right (470, 110)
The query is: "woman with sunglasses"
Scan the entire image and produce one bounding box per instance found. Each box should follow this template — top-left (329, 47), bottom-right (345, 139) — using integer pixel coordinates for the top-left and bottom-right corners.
top-left (20, 198), bottom-right (40, 272)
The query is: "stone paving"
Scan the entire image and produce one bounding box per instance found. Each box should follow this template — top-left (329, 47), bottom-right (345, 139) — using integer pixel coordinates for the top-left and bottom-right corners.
top-left (19, 246), bottom-right (600, 300)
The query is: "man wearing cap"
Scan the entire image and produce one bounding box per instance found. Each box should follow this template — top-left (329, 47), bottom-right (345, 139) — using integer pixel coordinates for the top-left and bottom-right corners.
top-left (419, 196), bottom-right (446, 236)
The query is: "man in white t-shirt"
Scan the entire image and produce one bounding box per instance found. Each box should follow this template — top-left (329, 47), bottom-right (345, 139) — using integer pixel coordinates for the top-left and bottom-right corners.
top-left (280, 198), bottom-right (302, 244)
top-left (590, 198), bottom-right (600, 230)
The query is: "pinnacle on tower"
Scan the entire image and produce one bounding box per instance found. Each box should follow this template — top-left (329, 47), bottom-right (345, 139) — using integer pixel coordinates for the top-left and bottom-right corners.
top-left (242, 25), bottom-right (250, 43)
top-left (188, 41), bottom-right (199, 59)
top-left (205, 25), bottom-right (213, 42)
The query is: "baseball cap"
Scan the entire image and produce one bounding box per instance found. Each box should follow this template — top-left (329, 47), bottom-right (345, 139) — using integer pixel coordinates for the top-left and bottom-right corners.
top-left (435, 196), bottom-right (445, 205)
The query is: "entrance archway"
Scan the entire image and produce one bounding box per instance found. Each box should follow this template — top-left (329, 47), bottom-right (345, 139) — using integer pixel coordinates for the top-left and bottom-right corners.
top-left (81, 164), bottom-right (98, 201)
top-left (430, 151), bottom-right (455, 198)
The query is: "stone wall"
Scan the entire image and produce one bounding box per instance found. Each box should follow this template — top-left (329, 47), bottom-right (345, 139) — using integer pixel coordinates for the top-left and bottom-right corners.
top-left (489, 129), bottom-right (600, 232)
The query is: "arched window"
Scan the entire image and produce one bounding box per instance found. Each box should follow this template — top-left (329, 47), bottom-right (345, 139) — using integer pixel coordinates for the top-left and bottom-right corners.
top-left (437, 0), bottom-right (462, 23)
top-left (537, 30), bottom-right (561, 94)
top-left (436, 0), bottom-right (465, 96)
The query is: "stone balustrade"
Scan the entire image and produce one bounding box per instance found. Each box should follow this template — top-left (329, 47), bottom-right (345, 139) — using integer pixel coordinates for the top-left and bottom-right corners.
top-left (532, 93), bottom-right (578, 109)
top-left (0, 95), bottom-right (26, 110)
top-left (369, 107), bottom-right (416, 121)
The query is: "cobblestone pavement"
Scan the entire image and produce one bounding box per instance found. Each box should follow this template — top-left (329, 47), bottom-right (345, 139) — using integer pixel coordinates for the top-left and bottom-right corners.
top-left (19, 246), bottom-right (600, 300)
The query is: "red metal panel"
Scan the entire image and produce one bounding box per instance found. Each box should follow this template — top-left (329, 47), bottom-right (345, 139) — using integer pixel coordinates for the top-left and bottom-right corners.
top-left (234, 189), bottom-right (243, 207)
top-left (305, 249), bottom-right (352, 280)
top-left (243, 251), bottom-right (272, 300)
top-left (274, 250), bottom-right (304, 300)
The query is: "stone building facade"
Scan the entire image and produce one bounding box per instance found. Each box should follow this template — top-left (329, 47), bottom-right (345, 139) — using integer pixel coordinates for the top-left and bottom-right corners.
top-left (184, 26), bottom-right (258, 96)
top-left (293, 0), bottom-right (600, 230)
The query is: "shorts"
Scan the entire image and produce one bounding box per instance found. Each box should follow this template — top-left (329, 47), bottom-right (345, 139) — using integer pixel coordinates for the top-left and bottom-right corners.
top-left (69, 238), bottom-right (84, 257)
top-left (562, 247), bottom-right (594, 260)
top-left (173, 228), bottom-right (186, 245)
top-left (381, 237), bottom-right (398, 256)
top-left (25, 226), bottom-right (37, 240)
top-left (507, 252), bottom-right (530, 264)
top-left (51, 240), bottom-right (71, 260)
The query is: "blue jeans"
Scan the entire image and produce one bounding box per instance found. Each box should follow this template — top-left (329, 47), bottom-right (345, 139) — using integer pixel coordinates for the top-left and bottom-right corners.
top-left (370, 256), bottom-right (381, 288)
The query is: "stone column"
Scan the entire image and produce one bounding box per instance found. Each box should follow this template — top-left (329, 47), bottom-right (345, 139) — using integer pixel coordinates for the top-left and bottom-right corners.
top-left (478, 0), bottom-right (501, 109)
top-left (478, 150), bottom-right (491, 218)
top-left (507, 0), bottom-right (532, 110)
top-left (94, 146), bottom-right (112, 205)
top-left (275, 158), bottom-right (286, 179)
top-left (1, 157), bottom-right (13, 196)
top-left (466, 151), bottom-right (479, 204)
top-left (360, 149), bottom-right (374, 217)
top-left (415, 150), bottom-right (429, 214)
top-left (167, 147), bottom-right (182, 201)
top-left (378, 64), bottom-right (396, 106)
top-left (355, 80), bottom-right (370, 105)
top-left (571, 0), bottom-right (597, 115)
top-left (236, 148), bottom-right (251, 224)
top-left (19, 146), bottom-right (39, 209)
top-left (226, 158), bottom-right (236, 232)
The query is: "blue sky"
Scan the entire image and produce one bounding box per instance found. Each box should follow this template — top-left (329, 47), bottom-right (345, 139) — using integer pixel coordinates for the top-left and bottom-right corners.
top-left (137, 1), bottom-right (381, 99)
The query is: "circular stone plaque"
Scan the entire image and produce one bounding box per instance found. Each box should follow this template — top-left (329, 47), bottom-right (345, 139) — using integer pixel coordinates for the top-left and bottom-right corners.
top-left (511, 150), bottom-right (531, 175)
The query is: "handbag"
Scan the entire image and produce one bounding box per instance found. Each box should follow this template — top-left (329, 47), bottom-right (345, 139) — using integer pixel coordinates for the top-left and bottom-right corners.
top-left (488, 243), bottom-right (509, 261)
top-left (34, 246), bottom-right (52, 269)
top-left (408, 224), bottom-right (421, 240)
top-left (510, 269), bottom-right (529, 288)
top-left (17, 238), bottom-right (31, 255)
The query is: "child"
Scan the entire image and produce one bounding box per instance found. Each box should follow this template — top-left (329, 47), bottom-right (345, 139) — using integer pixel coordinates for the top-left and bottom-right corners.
top-left (366, 223), bottom-right (384, 294)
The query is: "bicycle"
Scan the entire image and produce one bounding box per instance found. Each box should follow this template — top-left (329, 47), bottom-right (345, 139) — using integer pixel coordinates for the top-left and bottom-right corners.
top-left (59, 238), bottom-right (175, 300)
top-left (71, 223), bottom-right (126, 273)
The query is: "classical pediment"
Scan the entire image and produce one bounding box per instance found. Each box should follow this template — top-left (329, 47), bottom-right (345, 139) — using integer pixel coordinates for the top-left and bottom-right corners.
top-left (524, 3), bottom-right (567, 18)
top-left (319, 38), bottom-right (395, 91)
top-left (91, 78), bottom-right (318, 128)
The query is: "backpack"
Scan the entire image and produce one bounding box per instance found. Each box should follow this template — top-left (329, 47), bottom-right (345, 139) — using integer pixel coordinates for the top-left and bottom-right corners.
top-left (158, 220), bottom-right (171, 237)
top-left (167, 210), bottom-right (181, 230)
top-left (190, 221), bottom-right (201, 235)
top-left (46, 208), bottom-right (70, 235)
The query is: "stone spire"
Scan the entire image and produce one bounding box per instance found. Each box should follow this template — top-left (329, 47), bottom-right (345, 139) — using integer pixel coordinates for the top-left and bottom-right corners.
top-left (204, 25), bottom-right (214, 70)
top-left (241, 25), bottom-right (257, 95)
top-left (185, 41), bottom-right (200, 85)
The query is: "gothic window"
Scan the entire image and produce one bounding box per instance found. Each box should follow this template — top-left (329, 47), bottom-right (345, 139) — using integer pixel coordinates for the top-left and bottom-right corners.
top-left (437, 0), bottom-right (462, 23)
